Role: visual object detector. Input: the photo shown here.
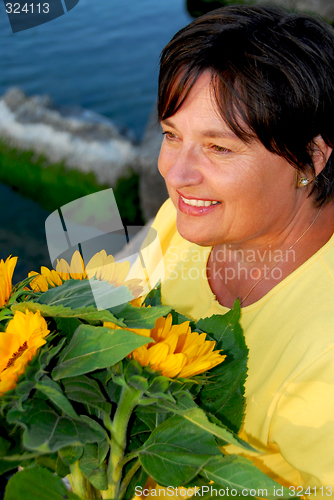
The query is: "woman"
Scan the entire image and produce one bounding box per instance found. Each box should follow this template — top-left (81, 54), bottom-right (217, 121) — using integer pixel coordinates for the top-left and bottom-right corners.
top-left (146, 4), bottom-right (334, 493)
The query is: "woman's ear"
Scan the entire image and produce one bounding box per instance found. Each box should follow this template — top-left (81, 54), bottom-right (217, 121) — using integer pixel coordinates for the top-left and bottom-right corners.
top-left (311, 135), bottom-right (333, 175)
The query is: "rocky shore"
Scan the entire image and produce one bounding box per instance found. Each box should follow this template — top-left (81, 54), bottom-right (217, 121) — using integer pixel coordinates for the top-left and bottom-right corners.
top-left (188, 0), bottom-right (334, 21)
top-left (0, 88), bottom-right (168, 222)
top-left (0, 88), bottom-right (168, 281)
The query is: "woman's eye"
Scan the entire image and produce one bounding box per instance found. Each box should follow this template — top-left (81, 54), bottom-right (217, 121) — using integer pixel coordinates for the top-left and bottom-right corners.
top-left (213, 144), bottom-right (230, 153)
top-left (162, 131), bottom-right (177, 140)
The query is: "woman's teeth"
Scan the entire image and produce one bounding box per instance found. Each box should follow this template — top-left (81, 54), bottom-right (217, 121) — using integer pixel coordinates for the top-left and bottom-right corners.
top-left (181, 196), bottom-right (220, 207)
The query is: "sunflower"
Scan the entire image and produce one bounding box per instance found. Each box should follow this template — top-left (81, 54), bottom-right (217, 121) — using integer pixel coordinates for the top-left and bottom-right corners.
top-left (28, 267), bottom-right (63, 292)
top-left (85, 250), bottom-right (143, 297)
top-left (0, 310), bottom-right (50, 395)
top-left (0, 256), bottom-right (18, 308)
top-left (29, 250), bottom-right (143, 296)
top-left (104, 313), bottom-right (225, 379)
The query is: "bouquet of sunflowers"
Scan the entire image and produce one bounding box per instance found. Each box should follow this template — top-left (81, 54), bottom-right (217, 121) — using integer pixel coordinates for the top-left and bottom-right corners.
top-left (0, 251), bottom-right (289, 500)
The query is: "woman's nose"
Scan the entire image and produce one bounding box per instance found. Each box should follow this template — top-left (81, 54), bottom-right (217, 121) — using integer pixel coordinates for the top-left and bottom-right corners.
top-left (159, 144), bottom-right (204, 189)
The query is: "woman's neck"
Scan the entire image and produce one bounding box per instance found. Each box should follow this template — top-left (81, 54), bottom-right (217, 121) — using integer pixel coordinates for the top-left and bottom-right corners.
top-left (207, 202), bottom-right (334, 308)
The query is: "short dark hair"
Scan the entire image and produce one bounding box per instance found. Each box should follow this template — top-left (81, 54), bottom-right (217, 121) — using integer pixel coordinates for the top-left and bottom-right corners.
top-left (158, 5), bottom-right (334, 205)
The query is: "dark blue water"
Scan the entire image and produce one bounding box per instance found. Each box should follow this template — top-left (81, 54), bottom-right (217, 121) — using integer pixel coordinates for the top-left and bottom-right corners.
top-left (0, 1), bottom-right (192, 282)
top-left (0, 0), bottom-right (192, 139)
top-left (0, 184), bottom-right (51, 282)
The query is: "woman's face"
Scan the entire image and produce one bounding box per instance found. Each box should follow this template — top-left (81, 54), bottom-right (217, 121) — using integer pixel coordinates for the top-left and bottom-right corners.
top-left (158, 72), bottom-right (309, 248)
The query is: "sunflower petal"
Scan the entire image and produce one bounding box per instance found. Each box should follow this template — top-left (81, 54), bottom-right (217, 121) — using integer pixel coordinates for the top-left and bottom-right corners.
top-left (0, 256), bottom-right (17, 306)
top-left (129, 310), bottom-right (225, 379)
top-left (70, 251), bottom-right (86, 280)
top-left (158, 353), bottom-right (187, 378)
top-left (0, 310), bottom-right (50, 396)
top-left (147, 343), bottom-right (169, 366)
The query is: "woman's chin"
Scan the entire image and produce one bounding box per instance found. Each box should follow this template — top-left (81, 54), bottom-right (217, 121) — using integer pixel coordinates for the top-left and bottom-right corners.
top-left (176, 220), bottom-right (216, 247)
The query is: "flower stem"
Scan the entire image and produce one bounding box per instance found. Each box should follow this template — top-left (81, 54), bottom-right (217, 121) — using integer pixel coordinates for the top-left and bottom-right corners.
top-left (68, 461), bottom-right (87, 499)
top-left (68, 462), bottom-right (102, 499)
top-left (118, 459), bottom-right (141, 500)
top-left (117, 451), bottom-right (140, 472)
top-left (86, 480), bottom-right (103, 499)
top-left (102, 385), bottom-right (141, 499)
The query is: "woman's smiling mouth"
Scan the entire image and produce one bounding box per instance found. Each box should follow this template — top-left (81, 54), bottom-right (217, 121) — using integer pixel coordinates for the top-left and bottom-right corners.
top-left (180, 195), bottom-right (220, 207)
top-left (177, 191), bottom-right (222, 216)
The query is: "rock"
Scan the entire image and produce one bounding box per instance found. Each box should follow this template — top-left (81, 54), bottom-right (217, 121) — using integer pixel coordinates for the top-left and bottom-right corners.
top-left (253, 0), bottom-right (334, 21)
top-left (0, 88), bottom-right (169, 222)
top-left (138, 106), bottom-right (168, 220)
top-left (186, 0), bottom-right (334, 22)
top-left (0, 88), bottom-right (138, 187)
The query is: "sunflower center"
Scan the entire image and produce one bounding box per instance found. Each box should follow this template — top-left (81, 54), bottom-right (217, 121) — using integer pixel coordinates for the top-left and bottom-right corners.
top-left (5, 341), bottom-right (28, 370)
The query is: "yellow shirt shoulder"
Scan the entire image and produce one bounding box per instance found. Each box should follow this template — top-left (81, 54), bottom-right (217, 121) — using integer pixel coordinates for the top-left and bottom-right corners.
top-left (147, 198), bottom-right (334, 492)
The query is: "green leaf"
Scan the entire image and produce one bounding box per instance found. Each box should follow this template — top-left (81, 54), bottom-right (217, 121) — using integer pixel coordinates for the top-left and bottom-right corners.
top-left (171, 309), bottom-right (196, 328)
top-left (0, 308), bottom-right (13, 322)
top-left (98, 440), bottom-right (109, 466)
top-left (8, 400), bottom-right (105, 453)
top-left (124, 359), bottom-right (143, 381)
top-left (197, 301), bottom-right (243, 355)
top-left (55, 316), bottom-right (82, 343)
top-left (52, 324), bottom-right (151, 380)
top-left (201, 455), bottom-right (291, 499)
top-left (118, 303), bottom-right (172, 328)
top-left (128, 375), bottom-right (149, 391)
top-left (56, 453), bottom-right (71, 477)
top-left (0, 458), bottom-right (23, 475)
top-left (36, 376), bottom-right (80, 419)
top-left (7, 276), bottom-right (36, 305)
top-left (35, 453), bottom-right (58, 473)
top-left (1, 340), bottom-right (66, 410)
top-left (147, 376), bottom-right (170, 395)
top-left (37, 278), bottom-right (133, 310)
top-left (0, 452), bottom-right (40, 462)
top-left (105, 377), bottom-right (122, 404)
top-left (12, 301), bottom-right (127, 326)
top-left (156, 395), bottom-right (255, 452)
top-left (0, 422), bottom-right (41, 470)
top-left (21, 412), bottom-right (102, 453)
top-left (196, 301), bottom-right (248, 433)
top-left (143, 283), bottom-right (162, 306)
top-left (0, 436), bottom-right (11, 457)
top-left (182, 474), bottom-right (211, 490)
top-left (59, 446), bottom-right (84, 465)
top-left (139, 415), bottom-right (221, 486)
top-left (80, 415), bottom-right (108, 438)
top-left (123, 463), bottom-right (149, 500)
top-left (135, 409), bottom-right (167, 432)
top-left (4, 466), bottom-right (81, 500)
top-left (79, 443), bottom-right (108, 491)
top-left (63, 375), bottom-right (112, 414)
top-left (128, 414), bottom-right (152, 452)
top-left (42, 338), bottom-right (67, 367)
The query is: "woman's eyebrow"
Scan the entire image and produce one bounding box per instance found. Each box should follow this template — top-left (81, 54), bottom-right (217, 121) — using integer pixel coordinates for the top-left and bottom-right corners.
top-left (161, 119), bottom-right (237, 139)
top-left (201, 129), bottom-right (237, 140)
top-left (161, 118), bottom-right (176, 128)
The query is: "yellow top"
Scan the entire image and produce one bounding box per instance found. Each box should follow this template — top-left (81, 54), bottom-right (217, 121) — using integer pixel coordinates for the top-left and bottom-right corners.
top-left (141, 198), bottom-right (334, 492)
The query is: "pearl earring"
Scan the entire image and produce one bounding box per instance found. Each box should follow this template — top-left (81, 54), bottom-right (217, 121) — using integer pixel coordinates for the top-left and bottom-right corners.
top-left (298, 177), bottom-right (310, 187)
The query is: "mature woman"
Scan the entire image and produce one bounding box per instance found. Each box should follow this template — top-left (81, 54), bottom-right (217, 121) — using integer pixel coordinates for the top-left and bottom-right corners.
top-left (146, 4), bottom-right (334, 493)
